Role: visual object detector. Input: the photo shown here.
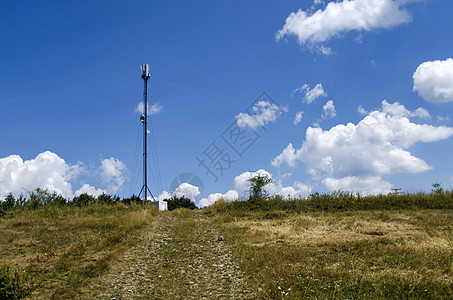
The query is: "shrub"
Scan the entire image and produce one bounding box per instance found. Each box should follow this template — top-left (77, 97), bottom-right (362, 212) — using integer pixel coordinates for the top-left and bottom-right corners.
top-left (0, 194), bottom-right (16, 217)
top-left (15, 194), bottom-right (27, 207)
top-left (164, 195), bottom-right (197, 211)
top-left (122, 194), bottom-right (142, 205)
top-left (97, 193), bottom-right (120, 205)
top-left (25, 188), bottom-right (67, 209)
top-left (0, 266), bottom-right (26, 299)
top-left (72, 193), bottom-right (96, 207)
top-left (213, 199), bottom-right (226, 210)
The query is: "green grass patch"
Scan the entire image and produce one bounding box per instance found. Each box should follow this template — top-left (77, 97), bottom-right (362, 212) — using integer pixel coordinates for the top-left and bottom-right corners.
top-left (0, 203), bottom-right (158, 299)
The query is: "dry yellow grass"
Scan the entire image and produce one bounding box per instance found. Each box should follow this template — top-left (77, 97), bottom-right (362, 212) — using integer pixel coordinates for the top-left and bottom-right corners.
top-left (235, 212), bottom-right (425, 247)
top-left (212, 209), bottom-right (453, 299)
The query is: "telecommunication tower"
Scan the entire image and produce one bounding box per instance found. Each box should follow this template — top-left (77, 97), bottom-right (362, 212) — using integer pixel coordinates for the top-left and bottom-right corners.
top-left (138, 64), bottom-right (155, 204)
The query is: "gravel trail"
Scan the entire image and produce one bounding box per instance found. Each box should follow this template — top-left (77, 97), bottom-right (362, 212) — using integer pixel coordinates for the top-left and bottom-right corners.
top-left (83, 210), bottom-right (252, 299)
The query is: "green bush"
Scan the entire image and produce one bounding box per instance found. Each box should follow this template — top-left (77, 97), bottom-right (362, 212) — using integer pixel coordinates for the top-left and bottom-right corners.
top-left (25, 188), bottom-right (67, 209)
top-left (97, 193), bottom-right (120, 205)
top-left (122, 194), bottom-right (142, 205)
top-left (164, 195), bottom-right (197, 211)
top-left (0, 266), bottom-right (26, 299)
top-left (0, 194), bottom-right (16, 217)
top-left (72, 193), bottom-right (96, 207)
top-left (15, 195), bottom-right (27, 207)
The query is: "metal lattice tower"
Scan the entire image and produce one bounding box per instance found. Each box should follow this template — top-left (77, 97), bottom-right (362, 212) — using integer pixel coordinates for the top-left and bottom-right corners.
top-left (138, 64), bottom-right (155, 204)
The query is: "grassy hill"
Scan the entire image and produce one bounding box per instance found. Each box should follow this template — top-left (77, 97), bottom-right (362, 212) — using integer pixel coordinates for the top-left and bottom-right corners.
top-left (0, 204), bottom-right (158, 299)
top-left (1, 191), bottom-right (453, 299)
top-left (207, 195), bottom-right (453, 299)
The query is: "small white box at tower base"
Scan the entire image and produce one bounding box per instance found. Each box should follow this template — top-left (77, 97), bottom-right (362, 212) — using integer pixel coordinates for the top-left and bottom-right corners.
top-left (143, 196), bottom-right (167, 211)
top-left (150, 200), bottom-right (167, 211)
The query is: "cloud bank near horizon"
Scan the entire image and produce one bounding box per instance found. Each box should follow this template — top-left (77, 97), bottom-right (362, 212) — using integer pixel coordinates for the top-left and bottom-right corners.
top-left (0, 151), bottom-right (127, 200)
top-left (272, 100), bottom-right (453, 194)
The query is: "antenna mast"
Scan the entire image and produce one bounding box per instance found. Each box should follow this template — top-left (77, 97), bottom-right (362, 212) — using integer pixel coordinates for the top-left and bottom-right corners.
top-left (138, 64), bottom-right (154, 204)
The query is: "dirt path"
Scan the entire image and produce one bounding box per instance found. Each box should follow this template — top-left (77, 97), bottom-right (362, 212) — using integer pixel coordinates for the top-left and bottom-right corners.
top-left (84, 210), bottom-right (252, 299)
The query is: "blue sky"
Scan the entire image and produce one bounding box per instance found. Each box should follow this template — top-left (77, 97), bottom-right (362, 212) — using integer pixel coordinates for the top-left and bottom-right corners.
top-left (1, 0), bottom-right (453, 206)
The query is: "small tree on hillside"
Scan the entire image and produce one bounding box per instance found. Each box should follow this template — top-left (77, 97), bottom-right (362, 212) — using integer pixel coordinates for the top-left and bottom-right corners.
top-left (248, 174), bottom-right (274, 199)
top-left (432, 183), bottom-right (444, 195)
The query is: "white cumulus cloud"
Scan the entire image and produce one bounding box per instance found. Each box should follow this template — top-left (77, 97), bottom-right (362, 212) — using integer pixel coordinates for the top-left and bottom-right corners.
top-left (233, 169), bottom-right (273, 195)
top-left (292, 83), bottom-right (327, 104)
top-left (271, 143), bottom-right (298, 168)
top-left (276, 0), bottom-right (413, 52)
top-left (156, 190), bottom-right (172, 202)
top-left (174, 182), bottom-right (200, 202)
top-left (272, 100), bottom-right (453, 194)
top-left (269, 180), bottom-right (312, 199)
top-left (198, 190), bottom-right (239, 208)
top-left (322, 100), bottom-right (336, 119)
top-left (100, 157), bottom-right (127, 194)
top-left (236, 101), bottom-right (285, 130)
top-left (0, 152), bottom-right (129, 200)
top-left (155, 183), bottom-right (200, 203)
top-left (381, 100), bottom-right (430, 119)
top-left (75, 184), bottom-right (106, 197)
top-left (0, 151), bottom-right (82, 199)
top-left (322, 176), bottom-right (392, 195)
top-left (413, 58), bottom-right (453, 103)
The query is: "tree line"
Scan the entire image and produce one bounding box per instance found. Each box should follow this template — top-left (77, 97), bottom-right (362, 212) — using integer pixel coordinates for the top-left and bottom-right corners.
top-left (0, 188), bottom-right (199, 217)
